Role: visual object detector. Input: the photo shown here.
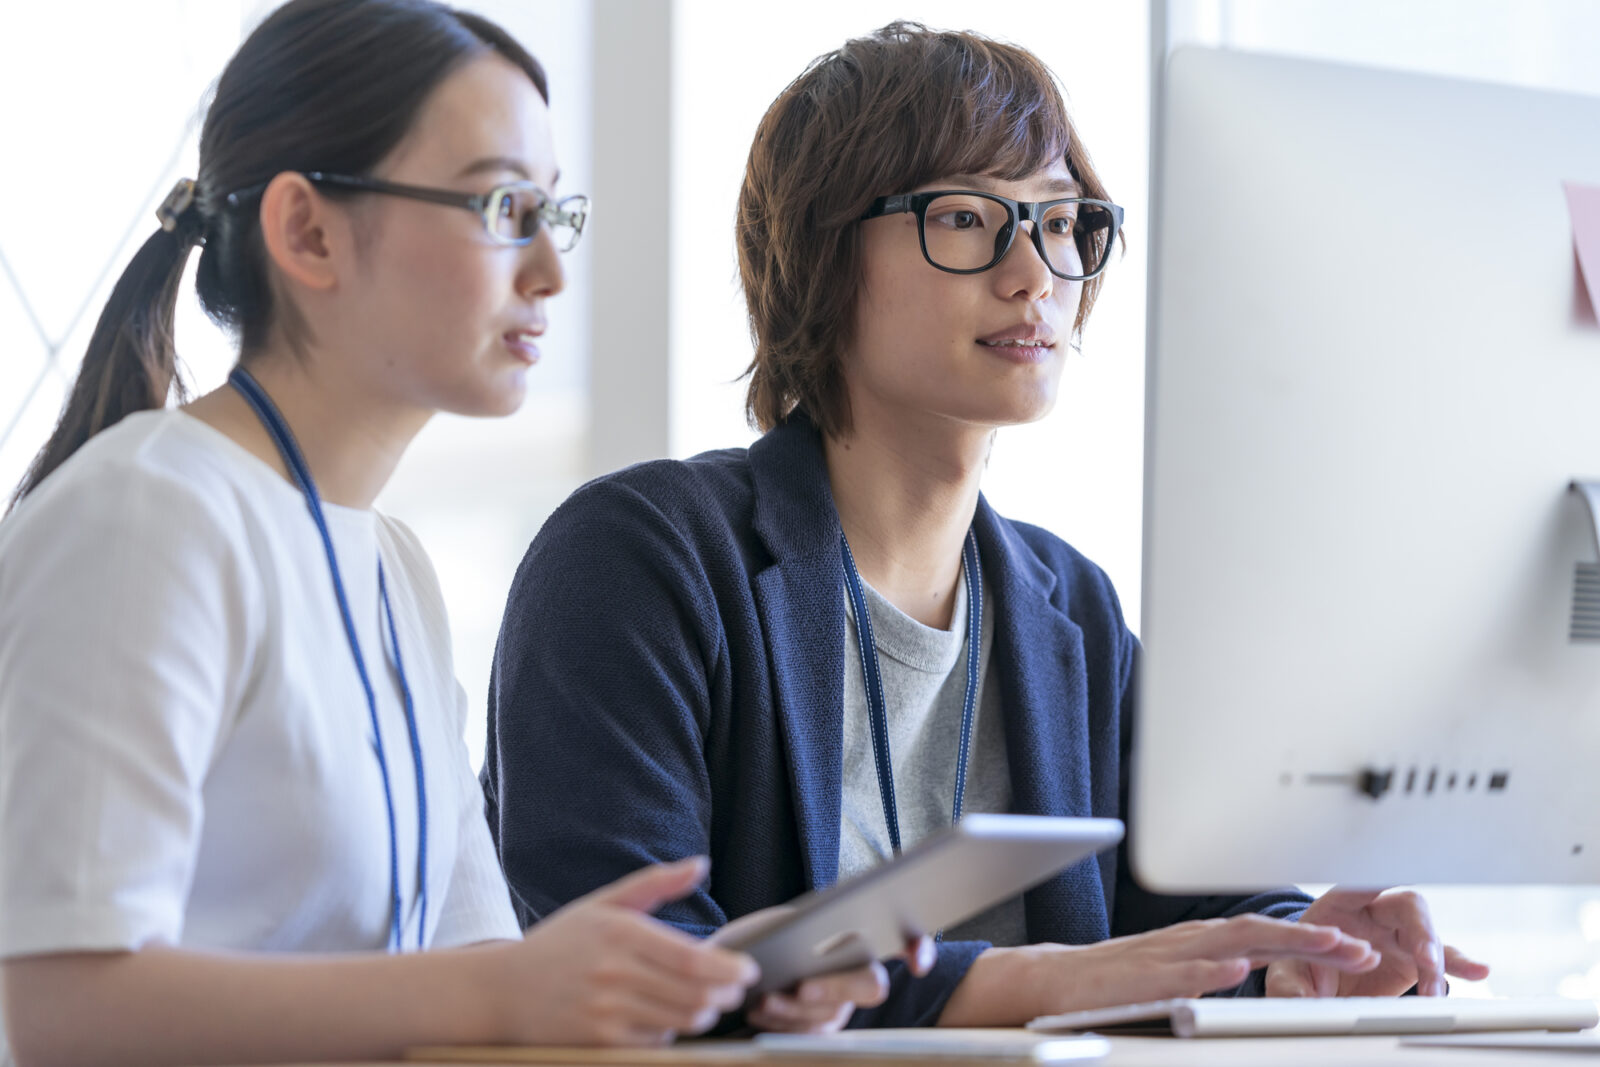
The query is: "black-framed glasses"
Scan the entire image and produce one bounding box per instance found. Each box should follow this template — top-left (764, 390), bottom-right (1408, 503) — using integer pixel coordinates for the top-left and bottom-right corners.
top-left (224, 172), bottom-right (590, 251)
top-left (861, 190), bottom-right (1122, 281)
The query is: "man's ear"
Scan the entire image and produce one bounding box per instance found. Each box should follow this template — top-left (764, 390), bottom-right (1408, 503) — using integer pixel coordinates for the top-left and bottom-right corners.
top-left (257, 171), bottom-right (344, 294)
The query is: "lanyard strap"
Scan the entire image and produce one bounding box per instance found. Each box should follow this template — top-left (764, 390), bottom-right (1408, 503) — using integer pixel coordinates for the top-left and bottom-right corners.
top-left (840, 529), bottom-right (982, 857)
top-left (228, 367), bottom-right (428, 953)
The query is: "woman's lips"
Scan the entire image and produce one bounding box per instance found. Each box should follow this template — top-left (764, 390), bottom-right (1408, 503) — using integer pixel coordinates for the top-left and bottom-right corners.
top-left (504, 330), bottom-right (542, 364)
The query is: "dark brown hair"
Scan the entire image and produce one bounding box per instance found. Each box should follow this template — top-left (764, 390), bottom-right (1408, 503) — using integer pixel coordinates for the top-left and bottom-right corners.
top-left (738, 21), bottom-right (1118, 437)
top-left (10, 0), bottom-right (546, 508)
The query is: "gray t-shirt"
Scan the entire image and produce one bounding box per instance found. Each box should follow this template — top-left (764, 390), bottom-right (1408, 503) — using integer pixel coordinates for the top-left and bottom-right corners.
top-left (839, 556), bottom-right (1029, 947)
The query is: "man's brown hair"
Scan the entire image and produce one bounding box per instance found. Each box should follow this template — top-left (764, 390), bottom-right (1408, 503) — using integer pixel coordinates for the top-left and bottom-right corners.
top-left (738, 21), bottom-right (1118, 437)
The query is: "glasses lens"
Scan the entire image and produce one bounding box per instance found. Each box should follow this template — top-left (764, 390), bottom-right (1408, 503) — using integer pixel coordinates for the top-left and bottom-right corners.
top-left (920, 194), bottom-right (1014, 271)
top-left (486, 185), bottom-right (547, 244)
top-left (1040, 201), bottom-right (1116, 279)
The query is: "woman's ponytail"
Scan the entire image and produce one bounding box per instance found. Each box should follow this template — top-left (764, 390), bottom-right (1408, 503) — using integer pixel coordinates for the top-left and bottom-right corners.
top-left (8, 183), bottom-right (203, 510)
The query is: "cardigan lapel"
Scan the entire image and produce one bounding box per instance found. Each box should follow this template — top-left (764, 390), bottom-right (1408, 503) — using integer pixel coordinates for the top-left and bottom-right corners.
top-left (743, 419), bottom-right (1113, 942)
top-left (973, 498), bottom-right (1112, 943)
top-left (748, 417), bottom-right (847, 892)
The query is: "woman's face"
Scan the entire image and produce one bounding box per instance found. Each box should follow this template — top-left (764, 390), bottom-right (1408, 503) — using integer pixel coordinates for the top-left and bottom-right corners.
top-left (848, 163), bottom-right (1085, 433)
top-left (334, 52), bottom-right (565, 418)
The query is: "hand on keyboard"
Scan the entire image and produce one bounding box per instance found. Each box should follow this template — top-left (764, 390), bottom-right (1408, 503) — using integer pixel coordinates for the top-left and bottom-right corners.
top-left (1266, 888), bottom-right (1491, 998)
top-left (941, 913), bottom-right (1384, 1024)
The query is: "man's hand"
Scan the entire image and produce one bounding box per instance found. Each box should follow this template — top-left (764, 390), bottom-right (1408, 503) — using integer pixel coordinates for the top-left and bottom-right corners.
top-left (940, 914), bottom-right (1382, 1026)
top-left (1266, 888), bottom-right (1490, 997)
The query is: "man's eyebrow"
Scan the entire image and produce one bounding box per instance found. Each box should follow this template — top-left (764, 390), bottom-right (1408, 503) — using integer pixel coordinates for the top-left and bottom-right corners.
top-left (1041, 176), bottom-right (1083, 196)
top-left (941, 173), bottom-right (1084, 197)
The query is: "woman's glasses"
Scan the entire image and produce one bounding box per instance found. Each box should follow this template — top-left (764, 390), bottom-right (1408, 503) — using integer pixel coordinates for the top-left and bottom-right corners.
top-left (861, 190), bottom-right (1122, 281)
top-left (225, 172), bottom-right (590, 251)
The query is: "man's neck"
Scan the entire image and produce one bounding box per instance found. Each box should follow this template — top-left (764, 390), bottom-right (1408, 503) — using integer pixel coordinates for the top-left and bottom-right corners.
top-left (824, 404), bottom-right (989, 630)
top-left (184, 351), bottom-right (430, 510)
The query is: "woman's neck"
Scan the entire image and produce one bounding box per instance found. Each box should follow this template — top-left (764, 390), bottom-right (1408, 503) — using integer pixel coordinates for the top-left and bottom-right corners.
top-left (184, 350), bottom-right (430, 510)
top-left (824, 403), bottom-right (990, 630)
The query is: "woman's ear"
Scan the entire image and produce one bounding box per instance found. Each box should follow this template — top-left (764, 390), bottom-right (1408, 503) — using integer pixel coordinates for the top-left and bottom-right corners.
top-left (257, 172), bottom-right (344, 294)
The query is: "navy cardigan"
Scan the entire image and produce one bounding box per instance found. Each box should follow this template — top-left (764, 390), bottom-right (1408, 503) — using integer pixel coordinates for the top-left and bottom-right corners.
top-left (483, 414), bottom-right (1309, 1027)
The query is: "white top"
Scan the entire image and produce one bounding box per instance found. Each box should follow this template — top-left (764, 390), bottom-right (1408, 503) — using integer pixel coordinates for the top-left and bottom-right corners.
top-left (0, 409), bottom-right (522, 964)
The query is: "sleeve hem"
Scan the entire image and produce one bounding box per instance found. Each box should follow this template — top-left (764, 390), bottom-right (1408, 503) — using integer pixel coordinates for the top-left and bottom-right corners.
top-left (0, 905), bottom-right (180, 960)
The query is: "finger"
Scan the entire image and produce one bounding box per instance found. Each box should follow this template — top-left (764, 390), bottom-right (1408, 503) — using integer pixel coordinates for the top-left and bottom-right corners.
top-left (601, 988), bottom-right (721, 1036)
top-left (1374, 893), bottom-right (1445, 997)
top-left (1314, 886), bottom-right (1387, 912)
top-left (902, 934), bottom-right (936, 977)
top-left (621, 915), bottom-right (760, 986)
top-left (750, 992), bottom-right (859, 1031)
top-left (1403, 931), bottom-right (1446, 998)
top-left (1191, 916), bottom-right (1377, 970)
top-left (585, 857), bottom-right (709, 913)
top-left (1267, 960), bottom-right (1342, 998)
top-left (1264, 959), bottom-right (1315, 998)
top-left (1157, 957), bottom-right (1253, 998)
top-left (1315, 958), bottom-right (1343, 997)
top-left (753, 991), bottom-right (857, 1026)
top-left (615, 959), bottom-right (749, 1016)
top-left (1443, 944), bottom-right (1492, 982)
top-left (794, 962), bottom-right (890, 1010)
top-left (1243, 943), bottom-right (1381, 974)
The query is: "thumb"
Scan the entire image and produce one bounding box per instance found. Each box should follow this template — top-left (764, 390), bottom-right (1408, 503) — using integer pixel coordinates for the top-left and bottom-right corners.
top-left (585, 856), bottom-right (709, 914)
top-left (1264, 959), bottom-right (1316, 998)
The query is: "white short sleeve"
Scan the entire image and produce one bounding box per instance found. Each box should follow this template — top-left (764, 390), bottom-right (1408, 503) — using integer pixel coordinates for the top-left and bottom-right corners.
top-left (428, 681), bottom-right (524, 948)
top-left (0, 460), bottom-right (258, 957)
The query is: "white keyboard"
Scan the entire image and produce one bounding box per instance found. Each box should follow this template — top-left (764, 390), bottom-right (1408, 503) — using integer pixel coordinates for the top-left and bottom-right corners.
top-left (1026, 996), bottom-right (1599, 1038)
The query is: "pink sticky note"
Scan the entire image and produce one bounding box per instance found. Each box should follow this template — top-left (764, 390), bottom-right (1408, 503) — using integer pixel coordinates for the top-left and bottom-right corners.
top-left (1566, 181), bottom-right (1600, 325)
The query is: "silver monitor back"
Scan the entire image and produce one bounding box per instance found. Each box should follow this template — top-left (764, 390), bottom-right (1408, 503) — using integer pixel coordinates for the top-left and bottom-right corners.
top-left (1135, 46), bottom-right (1600, 891)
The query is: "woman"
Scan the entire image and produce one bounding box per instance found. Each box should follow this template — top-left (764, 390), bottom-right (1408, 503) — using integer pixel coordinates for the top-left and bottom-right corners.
top-left (0, 1), bottom-right (894, 1061)
top-left (483, 22), bottom-right (1489, 1030)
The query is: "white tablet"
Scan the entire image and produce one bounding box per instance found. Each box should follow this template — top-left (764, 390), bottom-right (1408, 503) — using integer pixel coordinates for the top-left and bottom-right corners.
top-left (717, 814), bottom-right (1124, 994)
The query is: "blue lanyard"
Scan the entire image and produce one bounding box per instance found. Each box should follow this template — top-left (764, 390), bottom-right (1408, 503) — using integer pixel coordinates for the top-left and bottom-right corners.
top-left (840, 529), bottom-right (982, 857)
top-left (228, 367), bottom-right (428, 953)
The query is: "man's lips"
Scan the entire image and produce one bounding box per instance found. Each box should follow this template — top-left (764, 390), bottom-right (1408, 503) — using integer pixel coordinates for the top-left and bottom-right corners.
top-left (976, 323), bottom-right (1057, 349)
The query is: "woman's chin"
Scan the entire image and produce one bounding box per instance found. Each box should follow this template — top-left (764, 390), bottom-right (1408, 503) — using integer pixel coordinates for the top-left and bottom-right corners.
top-left (438, 373), bottom-right (529, 420)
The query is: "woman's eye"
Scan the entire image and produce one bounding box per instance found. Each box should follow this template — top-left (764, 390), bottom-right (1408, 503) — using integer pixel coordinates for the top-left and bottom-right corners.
top-left (1046, 215), bottom-right (1077, 235)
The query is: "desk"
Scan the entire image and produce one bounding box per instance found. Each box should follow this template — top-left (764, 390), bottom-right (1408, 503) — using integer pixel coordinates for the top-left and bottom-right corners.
top-left (279, 1033), bottom-right (1592, 1066)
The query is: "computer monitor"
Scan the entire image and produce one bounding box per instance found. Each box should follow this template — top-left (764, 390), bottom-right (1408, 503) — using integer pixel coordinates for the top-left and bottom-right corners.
top-left (1133, 46), bottom-right (1600, 891)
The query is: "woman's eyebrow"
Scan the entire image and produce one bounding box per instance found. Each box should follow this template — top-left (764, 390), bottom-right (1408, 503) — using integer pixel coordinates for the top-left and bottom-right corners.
top-left (455, 155), bottom-right (532, 180)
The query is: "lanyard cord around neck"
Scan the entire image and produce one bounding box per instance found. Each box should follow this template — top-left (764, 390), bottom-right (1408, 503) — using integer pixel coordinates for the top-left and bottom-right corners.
top-left (228, 366), bottom-right (428, 953)
top-left (840, 529), bottom-right (983, 857)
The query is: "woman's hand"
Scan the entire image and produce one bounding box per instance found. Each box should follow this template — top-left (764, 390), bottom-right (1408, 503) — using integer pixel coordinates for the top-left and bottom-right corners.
top-left (940, 913), bottom-right (1383, 1026)
top-left (1265, 888), bottom-right (1491, 997)
top-left (713, 909), bottom-right (937, 1034)
top-left (495, 857), bottom-right (759, 1046)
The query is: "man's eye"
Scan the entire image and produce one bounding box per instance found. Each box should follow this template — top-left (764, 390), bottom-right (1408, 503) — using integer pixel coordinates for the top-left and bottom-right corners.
top-left (932, 209), bottom-right (982, 230)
